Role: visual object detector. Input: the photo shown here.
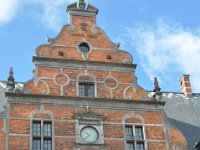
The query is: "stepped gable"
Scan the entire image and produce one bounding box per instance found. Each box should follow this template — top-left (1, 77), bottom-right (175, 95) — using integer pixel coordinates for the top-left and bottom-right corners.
top-left (35, 0), bottom-right (132, 63)
top-left (22, 0), bottom-right (148, 101)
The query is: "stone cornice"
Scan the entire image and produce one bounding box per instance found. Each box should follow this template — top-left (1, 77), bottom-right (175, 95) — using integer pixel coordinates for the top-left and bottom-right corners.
top-left (33, 56), bottom-right (137, 69)
top-left (5, 92), bottom-right (165, 110)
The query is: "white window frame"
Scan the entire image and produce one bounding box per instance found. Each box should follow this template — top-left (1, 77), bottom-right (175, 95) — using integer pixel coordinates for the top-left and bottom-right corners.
top-left (30, 107), bottom-right (54, 150)
top-left (125, 124), bottom-right (146, 150)
top-left (32, 120), bottom-right (53, 150)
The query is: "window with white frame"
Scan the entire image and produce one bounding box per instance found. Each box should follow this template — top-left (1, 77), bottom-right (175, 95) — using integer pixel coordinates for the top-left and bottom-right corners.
top-left (79, 82), bottom-right (95, 97)
top-left (32, 121), bottom-right (52, 150)
top-left (125, 125), bottom-right (145, 150)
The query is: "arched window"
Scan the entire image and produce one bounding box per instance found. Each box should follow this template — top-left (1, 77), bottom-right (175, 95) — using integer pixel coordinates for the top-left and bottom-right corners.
top-left (32, 120), bottom-right (52, 150)
top-left (123, 114), bottom-right (146, 150)
top-left (30, 107), bottom-right (54, 150)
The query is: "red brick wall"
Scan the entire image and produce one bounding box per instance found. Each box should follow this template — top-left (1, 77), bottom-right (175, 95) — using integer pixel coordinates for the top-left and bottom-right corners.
top-left (22, 8), bottom-right (148, 101)
top-left (8, 103), bottom-right (187, 150)
top-left (169, 127), bottom-right (187, 150)
top-left (24, 67), bottom-right (148, 100)
top-left (0, 119), bottom-right (5, 150)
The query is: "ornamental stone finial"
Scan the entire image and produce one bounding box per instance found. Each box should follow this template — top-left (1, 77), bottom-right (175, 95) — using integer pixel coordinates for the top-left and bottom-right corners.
top-left (152, 77), bottom-right (162, 101)
top-left (78, 0), bottom-right (85, 9)
top-left (153, 77), bottom-right (161, 92)
top-left (9, 67), bottom-right (14, 79)
top-left (6, 67), bottom-right (15, 92)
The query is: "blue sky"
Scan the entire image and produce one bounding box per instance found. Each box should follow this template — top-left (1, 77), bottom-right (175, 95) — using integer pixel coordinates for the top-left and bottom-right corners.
top-left (0, 0), bottom-right (200, 93)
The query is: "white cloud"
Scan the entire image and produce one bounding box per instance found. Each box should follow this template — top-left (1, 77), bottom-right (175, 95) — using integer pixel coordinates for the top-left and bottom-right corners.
top-left (0, 0), bottom-right (100, 30)
top-left (29, 0), bottom-right (74, 31)
top-left (0, 0), bottom-right (19, 25)
top-left (0, 0), bottom-right (74, 30)
top-left (125, 19), bottom-right (200, 92)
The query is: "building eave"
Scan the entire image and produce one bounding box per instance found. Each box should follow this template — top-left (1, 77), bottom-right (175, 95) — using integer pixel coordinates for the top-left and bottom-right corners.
top-left (33, 56), bottom-right (137, 69)
top-left (5, 92), bottom-right (165, 110)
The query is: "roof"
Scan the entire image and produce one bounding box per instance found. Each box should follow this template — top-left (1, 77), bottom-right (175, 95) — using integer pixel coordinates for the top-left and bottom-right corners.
top-left (0, 81), bottom-right (23, 116)
top-left (0, 81), bottom-right (6, 115)
top-left (148, 92), bottom-right (200, 150)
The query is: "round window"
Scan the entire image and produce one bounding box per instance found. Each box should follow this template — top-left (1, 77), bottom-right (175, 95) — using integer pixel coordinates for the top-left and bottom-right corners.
top-left (79, 42), bottom-right (90, 53)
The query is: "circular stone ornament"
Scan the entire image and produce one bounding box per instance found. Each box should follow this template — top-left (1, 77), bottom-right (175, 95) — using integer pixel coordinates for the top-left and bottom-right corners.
top-left (104, 76), bottom-right (118, 89)
top-left (55, 73), bottom-right (69, 86)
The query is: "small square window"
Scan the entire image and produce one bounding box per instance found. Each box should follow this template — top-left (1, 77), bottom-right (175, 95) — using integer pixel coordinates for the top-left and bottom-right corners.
top-left (127, 142), bottom-right (135, 150)
top-left (79, 83), bottom-right (94, 97)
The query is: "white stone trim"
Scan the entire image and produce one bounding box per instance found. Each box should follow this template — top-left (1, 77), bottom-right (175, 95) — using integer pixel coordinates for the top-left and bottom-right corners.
top-left (103, 75), bottom-right (119, 90)
top-left (30, 106), bottom-right (54, 150)
top-left (76, 40), bottom-right (93, 60)
top-left (122, 113), bottom-right (148, 150)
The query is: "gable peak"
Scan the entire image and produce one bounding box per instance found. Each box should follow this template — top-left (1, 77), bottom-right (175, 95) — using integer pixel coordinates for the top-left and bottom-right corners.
top-left (67, 0), bottom-right (98, 15)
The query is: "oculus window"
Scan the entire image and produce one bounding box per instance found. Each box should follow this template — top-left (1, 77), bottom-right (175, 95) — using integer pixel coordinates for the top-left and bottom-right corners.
top-left (78, 42), bottom-right (90, 58)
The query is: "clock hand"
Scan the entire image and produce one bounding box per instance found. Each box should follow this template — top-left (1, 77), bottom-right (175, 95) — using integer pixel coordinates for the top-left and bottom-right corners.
top-left (85, 132), bottom-right (90, 139)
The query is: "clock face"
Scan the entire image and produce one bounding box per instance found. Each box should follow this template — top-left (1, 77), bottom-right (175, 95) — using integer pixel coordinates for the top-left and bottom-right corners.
top-left (80, 126), bottom-right (99, 143)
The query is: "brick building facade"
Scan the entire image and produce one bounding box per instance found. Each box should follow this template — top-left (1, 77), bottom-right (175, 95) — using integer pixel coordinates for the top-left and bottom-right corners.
top-left (0, 0), bottom-right (189, 150)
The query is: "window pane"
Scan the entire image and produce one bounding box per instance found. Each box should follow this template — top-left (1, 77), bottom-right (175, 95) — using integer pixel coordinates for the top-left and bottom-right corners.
top-left (125, 126), bottom-right (133, 139)
top-left (136, 142), bottom-right (145, 150)
top-left (33, 138), bottom-right (41, 150)
top-left (79, 83), bottom-right (86, 96)
top-left (44, 122), bottom-right (52, 136)
top-left (87, 84), bottom-right (94, 97)
top-left (135, 126), bottom-right (143, 140)
top-left (127, 142), bottom-right (135, 150)
top-left (79, 43), bottom-right (90, 52)
top-left (33, 121), bottom-right (41, 136)
top-left (43, 139), bottom-right (52, 150)
top-left (81, 46), bottom-right (89, 52)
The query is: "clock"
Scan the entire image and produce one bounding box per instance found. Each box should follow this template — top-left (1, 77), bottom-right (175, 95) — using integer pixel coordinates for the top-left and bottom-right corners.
top-left (80, 126), bottom-right (99, 143)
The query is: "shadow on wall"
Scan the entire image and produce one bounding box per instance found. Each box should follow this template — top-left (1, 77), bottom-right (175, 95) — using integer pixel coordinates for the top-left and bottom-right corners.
top-left (168, 118), bottom-right (200, 150)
